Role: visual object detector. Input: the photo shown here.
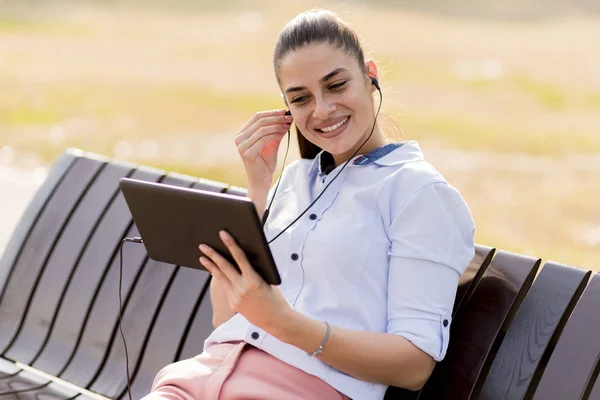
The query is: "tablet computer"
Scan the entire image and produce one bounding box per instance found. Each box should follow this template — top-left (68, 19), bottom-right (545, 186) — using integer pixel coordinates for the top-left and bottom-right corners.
top-left (119, 177), bottom-right (281, 285)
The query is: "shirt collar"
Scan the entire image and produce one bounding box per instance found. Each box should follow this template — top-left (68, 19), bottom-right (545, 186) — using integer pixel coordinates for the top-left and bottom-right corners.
top-left (308, 141), bottom-right (424, 176)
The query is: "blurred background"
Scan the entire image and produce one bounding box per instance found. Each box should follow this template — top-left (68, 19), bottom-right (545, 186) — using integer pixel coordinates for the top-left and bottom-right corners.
top-left (0, 0), bottom-right (598, 270)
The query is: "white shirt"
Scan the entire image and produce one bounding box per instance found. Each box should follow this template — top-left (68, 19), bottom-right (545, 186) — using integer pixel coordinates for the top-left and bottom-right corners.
top-left (204, 141), bottom-right (475, 400)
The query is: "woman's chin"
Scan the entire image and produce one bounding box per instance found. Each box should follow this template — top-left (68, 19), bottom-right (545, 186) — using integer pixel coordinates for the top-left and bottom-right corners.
top-left (318, 138), bottom-right (361, 159)
top-left (312, 125), bottom-right (366, 158)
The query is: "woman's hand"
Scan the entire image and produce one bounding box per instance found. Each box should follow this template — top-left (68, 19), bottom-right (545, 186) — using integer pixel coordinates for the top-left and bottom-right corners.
top-left (235, 109), bottom-right (293, 188)
top-left (199, 230), bottom-right (292, 334)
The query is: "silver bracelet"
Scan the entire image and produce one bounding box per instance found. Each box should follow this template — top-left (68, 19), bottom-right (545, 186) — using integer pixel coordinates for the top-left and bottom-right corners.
top-left (308, 321), bottom-right (330, 357)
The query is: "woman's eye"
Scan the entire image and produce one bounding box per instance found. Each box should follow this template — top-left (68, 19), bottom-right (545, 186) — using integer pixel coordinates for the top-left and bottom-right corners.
top-left (329, 81), bottom-right (347, 90)
top-left (291, 95), bottom-right (308, 104)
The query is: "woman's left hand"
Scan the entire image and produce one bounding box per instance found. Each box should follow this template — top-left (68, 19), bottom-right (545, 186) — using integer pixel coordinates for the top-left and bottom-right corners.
top-left (199, 230), bottom-right (293, 334)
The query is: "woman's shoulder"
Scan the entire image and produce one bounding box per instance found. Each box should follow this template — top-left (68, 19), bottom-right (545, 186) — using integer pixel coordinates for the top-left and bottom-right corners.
top-left (376, 141), bottom-right (448, 191)
top-left (376, 141), bottom-right (471, 215)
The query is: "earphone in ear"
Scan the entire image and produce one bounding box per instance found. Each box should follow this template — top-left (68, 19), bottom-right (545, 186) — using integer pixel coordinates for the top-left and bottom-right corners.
top-left (370, 76), bottom-right (381, 92)
top-left (285, 110), bottom-right (291, 116)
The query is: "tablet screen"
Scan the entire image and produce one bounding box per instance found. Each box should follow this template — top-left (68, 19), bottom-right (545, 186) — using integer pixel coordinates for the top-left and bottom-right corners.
top-left (120, 178), bottom-right (281, 285)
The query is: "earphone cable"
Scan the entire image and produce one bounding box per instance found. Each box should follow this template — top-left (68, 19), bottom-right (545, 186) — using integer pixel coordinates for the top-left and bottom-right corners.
top-left (119, 237), bottom-right (142, 400)
top-left (261, 123), bottom-right (291, 227)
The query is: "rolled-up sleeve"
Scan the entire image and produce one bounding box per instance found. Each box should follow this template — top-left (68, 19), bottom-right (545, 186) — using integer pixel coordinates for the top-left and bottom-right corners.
top-left (386, 181), bottom-right (475, 361)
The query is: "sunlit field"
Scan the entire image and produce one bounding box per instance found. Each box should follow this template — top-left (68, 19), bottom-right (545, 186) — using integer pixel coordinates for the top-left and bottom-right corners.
top-left (0, 1), bottom-right (599, 270)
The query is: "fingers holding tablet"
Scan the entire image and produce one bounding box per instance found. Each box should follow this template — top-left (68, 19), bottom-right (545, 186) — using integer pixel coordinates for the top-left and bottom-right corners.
top-left (199, 230), bottom-right (263, 286)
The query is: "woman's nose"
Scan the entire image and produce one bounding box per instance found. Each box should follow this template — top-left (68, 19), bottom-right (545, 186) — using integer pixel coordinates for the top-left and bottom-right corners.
top-left (312, 95), bottom-right (335, 120)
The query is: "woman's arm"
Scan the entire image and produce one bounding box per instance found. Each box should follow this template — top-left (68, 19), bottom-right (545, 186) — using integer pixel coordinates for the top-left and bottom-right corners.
top-left (209, 276), bottom-right (237, 328)
top-left (212, 110), bottom-right (287, 327)
top-left (200, 232), bottom-right (438, 390)
top-left (247, 183), bottom-right (270, 220)
top-left (273, 312), bottom-right (436, 391)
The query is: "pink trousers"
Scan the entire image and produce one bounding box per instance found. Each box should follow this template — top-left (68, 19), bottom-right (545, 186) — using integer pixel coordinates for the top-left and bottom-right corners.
top-left (142, 341), bottom-right (350, 400)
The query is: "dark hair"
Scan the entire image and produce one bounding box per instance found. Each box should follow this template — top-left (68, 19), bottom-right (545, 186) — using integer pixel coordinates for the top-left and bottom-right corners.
top-left (273, 10), bottom-right (368, 159)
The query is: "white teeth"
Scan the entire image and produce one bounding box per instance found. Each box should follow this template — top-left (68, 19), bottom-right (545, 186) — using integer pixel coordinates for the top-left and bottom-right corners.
top-left (320, 117), bottom-right (348, 133)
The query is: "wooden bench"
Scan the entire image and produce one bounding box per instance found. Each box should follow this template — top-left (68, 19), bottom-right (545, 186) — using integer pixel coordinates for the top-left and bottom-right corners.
top-left (0, 149), bottom-right (598, 400)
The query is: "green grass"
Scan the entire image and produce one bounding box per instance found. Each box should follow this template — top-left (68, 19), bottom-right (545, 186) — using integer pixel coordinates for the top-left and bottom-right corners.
top-left (0, 17), bottom-right (88, 34)
top-left (589, 93), bottom-right (600, 108)
top-left (508, 75), bottom-right (568, 110)
top-left (0, 82), bottom-right (282, 135)
top-left (2, 77), bottom-right (597, 157)
top-left (1, 108), bottom-right (62, 125)
top-left (377, 57), bottom-right (454, 86)
top-left (397, 112), bottom-right (600, 155)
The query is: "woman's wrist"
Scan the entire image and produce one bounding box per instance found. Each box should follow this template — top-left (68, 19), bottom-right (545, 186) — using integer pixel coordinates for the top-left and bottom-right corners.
top-left (247, 179), bottom-right (272, 217)
top-left (272, 310), bottom-right (328, 355)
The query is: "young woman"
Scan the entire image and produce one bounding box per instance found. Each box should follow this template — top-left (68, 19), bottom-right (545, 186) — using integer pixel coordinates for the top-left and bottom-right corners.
top-left (144, 9), bottom-right (475, 400)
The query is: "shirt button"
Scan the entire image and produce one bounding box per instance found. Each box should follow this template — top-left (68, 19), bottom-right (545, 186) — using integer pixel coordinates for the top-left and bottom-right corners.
top-left (443, 319), bottom-right (449, 327)
top-left (309, 213), bottom-right (317, 220)
top-left (251, 331), bottom-right (259, 340)
top-left (291, 253), bottom-right (299, 261)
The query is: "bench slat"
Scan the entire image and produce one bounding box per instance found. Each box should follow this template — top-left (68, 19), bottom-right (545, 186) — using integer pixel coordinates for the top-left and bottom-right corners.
top-left (0, 157), bottom-right (105, 355)
top-left (454, 244), bottom-right (495, 317)
top-left (419, 251), bottom-right (541, 399)
top-left (0, 366), bottom-right (77, 399)
top-left (176, 284), bottom-right (215, 362)
top-left (479, 261), bottom-right (590, 399)
top-left (195, 178), bottom-right (228, 193)
top-left (0, 368), bottom-right (49, 396)
top-left (532, 273), bottom-right (600, 400)
top-left (0, 384), bottom-right (71, 399)
top-left (223, 186), bottom-right (247, 197)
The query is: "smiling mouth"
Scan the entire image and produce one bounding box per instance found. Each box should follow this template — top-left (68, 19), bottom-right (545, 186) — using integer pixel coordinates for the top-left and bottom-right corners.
top-left (316, 117), bottom-right (349, 133)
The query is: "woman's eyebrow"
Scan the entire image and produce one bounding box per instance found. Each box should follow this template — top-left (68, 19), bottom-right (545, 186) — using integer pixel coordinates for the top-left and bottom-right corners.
top-left (284, 68), bottom-right (348, 94)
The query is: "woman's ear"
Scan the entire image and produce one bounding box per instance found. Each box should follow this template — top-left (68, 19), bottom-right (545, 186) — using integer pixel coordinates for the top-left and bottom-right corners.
top-left (366, 60), bottom-right (379, 93)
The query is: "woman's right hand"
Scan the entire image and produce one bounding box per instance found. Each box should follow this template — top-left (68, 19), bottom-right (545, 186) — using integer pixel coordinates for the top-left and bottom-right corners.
top-left (235, 109), bottom-right (293, 187)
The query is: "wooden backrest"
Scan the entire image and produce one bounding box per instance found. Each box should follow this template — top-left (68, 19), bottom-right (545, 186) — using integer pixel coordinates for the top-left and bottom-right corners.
top-left (0, 150), bottom-right (229, 399)
top-left (0, 152), bottom-right (146, 398)
top-left (532, 272), bottom-right (600, 400)
top-left (0, 151), bottom-right (102, 355)
top-left (454, 244), bottom-right (495, 317)
top-left (478, 261), bottom-right (590, 399)
top-left (30, 166), bottom-right (164, 377)
top-left (0, 151), bottom-right (78, 389)
top-left (418, 251), bottom-right (541, 399)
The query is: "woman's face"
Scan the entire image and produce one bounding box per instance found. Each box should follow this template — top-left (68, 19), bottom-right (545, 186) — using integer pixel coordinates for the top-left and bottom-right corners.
top-left (278, 43), bottom-right (381, 163)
